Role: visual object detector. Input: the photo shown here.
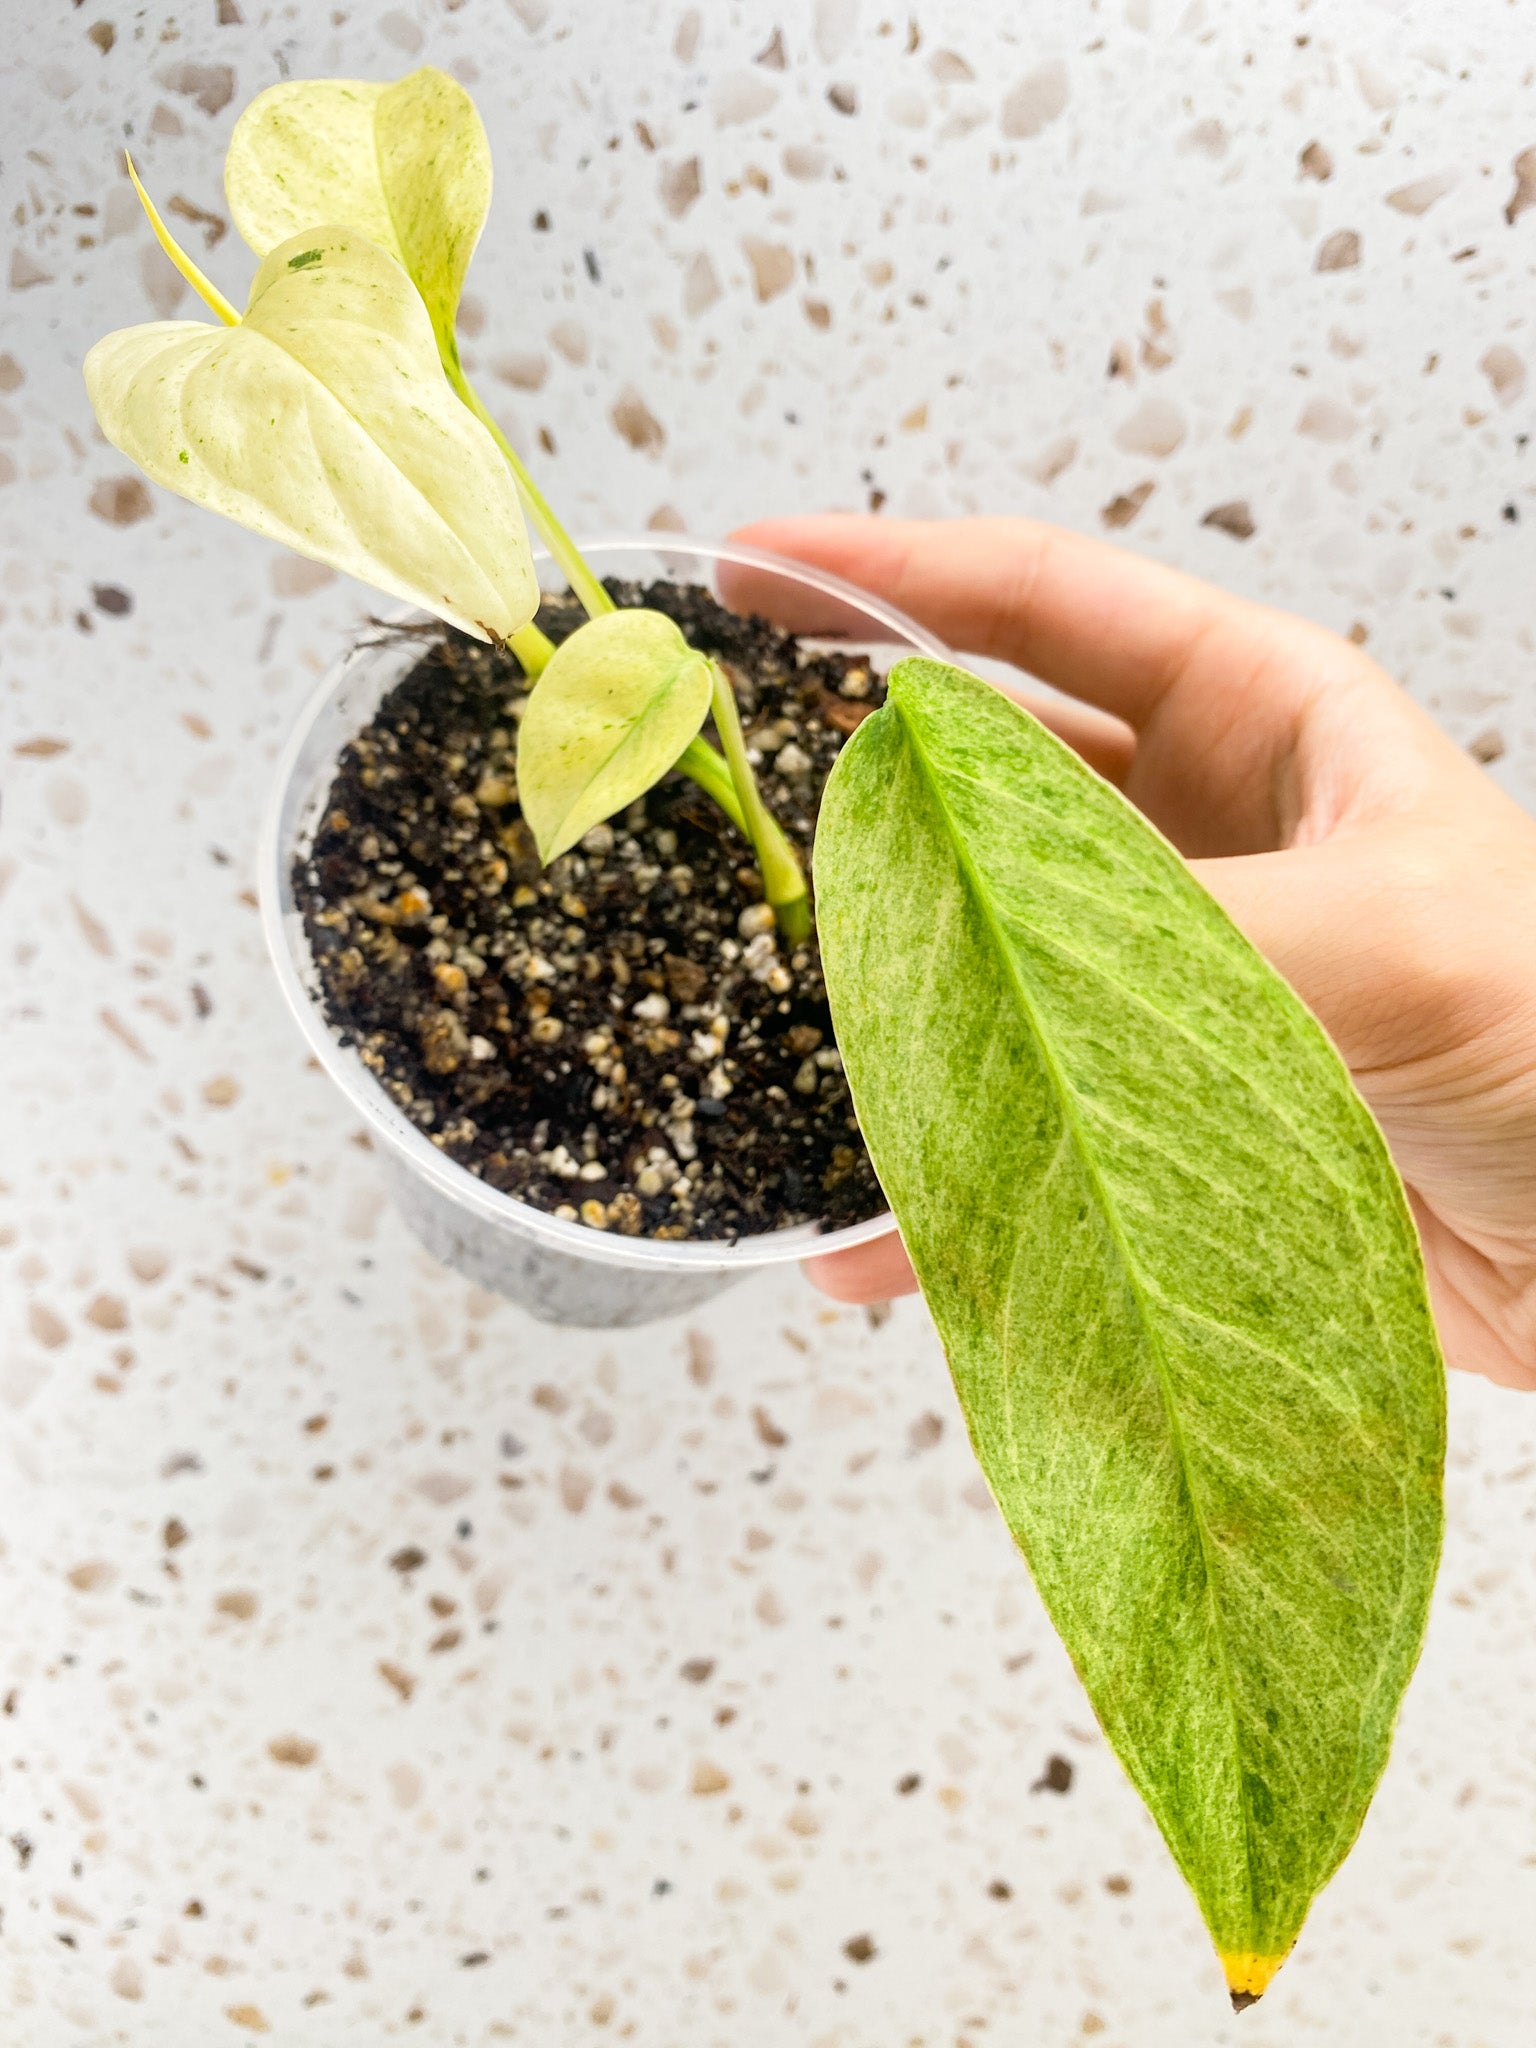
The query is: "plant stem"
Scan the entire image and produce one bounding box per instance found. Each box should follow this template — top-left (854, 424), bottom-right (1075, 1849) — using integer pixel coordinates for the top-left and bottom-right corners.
top-left (675, 736), bottom-right (747, 835)
top-left (447, 363), bottom-right (615, 622)
top-left (508, 620), bottom-right (555, 677)
top-left (708, 662), bottom-right (811, 943)
top-left (442, 360), bottom-right (783, 896)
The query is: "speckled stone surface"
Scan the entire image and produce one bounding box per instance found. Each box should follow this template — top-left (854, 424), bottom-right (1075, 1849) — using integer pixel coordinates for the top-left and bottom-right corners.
top-left (3, 5), bottom-right (1535, 2044)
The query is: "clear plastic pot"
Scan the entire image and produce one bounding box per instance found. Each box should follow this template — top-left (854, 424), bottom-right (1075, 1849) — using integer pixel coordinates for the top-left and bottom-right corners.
top-left (259, 537), bottom-right (945, 1327)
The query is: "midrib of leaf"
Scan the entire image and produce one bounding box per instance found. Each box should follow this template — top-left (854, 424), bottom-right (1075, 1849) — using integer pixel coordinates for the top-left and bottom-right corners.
top-left (369, 98), bottom-right (421, 341)
top-left (1009, 905), bottom-right (1428, 1887)
top-left (892, 697), bottom-right (1264, 1934)
top-left (545, 675), bottom-right (703, 852)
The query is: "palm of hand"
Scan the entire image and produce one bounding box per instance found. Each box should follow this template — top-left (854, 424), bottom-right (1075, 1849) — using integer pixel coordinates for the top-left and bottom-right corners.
top-left (1143, 608), bottom-right (1536, 1392)
top-left (734, 515), bottom-right (1536, 1392)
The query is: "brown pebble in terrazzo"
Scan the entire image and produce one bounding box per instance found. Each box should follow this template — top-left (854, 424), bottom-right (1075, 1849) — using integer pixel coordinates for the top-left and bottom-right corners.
top-left (908, 1411), bottom-right (944, 1450)
top-left (414, 1472), bottom-right (470, 1504)
top-left (201, 1075), bottom-right (240, 1108)
top-left (987, 1878), bottom-right (1012, 1899)
top-left (1032, 1753), bottom-right (1074, 1794)
top-left (268, 1734), bottom-right (318, 1766)
top-left (680, 1658), bottom-right (715, 1682)
top-left (1001, 60), bottom-right (1070, 139)
top-left (1299, 139), bottom-right (1333, 181)
top-left (610, 390), bottom-right (666, 453)
top-left (560, 1467), bottom-right (593, 1513)
top-left (66, 1560), bottom-right (116, 1592)
top-left (85, 1292), bottom-right (128, 1330)
top-left (71, 895), bottom-right (113, 956)
top-left (685, 1329), bottom-right (716, 1384)
top-left (163, 1517), bottom-right (189, 1550)
top-left (223, 2004), bottom-right (270, 2033)
top-left (690, 1760), bottom-right (730, 1794)
top-left (14, 735), bottom-right (70, 758)
top-left (389, 1545), bottom-right (427, 1573)
top-left (88, 476), bottom-right (153, 525)
top-left (1202, 500), bottom-right (1256, 540)
top-left (660, 157), bottom-right (702, 217)
top-left (1505, 145), bottom-right (1536, 227)
top-left (9, 251), bottom-right (53, 290)
top-left (752, 1404), bottom-right (788, 1447)
top-left (28, 1302), bottom-right (68, 1347)
top-left (1468, 729), bottom-right (1506, 765)
top-left (378, 1660), bottom-right (416, 1701)
top-left (215, 1590), bottom-right (258, 1620)
top-left (1101, 480), bottom-right (1155, 528)
top-left (1104, 1872), bottom-right (1132, 1894)
top-left (1480, 345), bottom-right (1527, 408)
top-left (158, 59), bottom-right (236, 115)
top-left (842, 1933), bottom-right (877, 1963)
top-left (297, 582), bottom-right (886, 1243)
top-left (1316, 229), bottom-right (1362, 272)
top-left (743, 236), bottom-right (795, 301)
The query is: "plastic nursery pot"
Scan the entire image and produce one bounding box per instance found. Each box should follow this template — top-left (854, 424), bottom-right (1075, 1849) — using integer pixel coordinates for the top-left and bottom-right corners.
top-left (259, 536), bottom-right (947, 1329)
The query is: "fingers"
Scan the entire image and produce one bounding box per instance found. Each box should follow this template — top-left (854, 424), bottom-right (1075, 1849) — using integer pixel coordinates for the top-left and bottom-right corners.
top-left (729, 515), bottom-right (1287, 732)
top-left (802, 1232), bottom-right (919, 1303)
top-left (730, 514), bottom-right (1391, 856)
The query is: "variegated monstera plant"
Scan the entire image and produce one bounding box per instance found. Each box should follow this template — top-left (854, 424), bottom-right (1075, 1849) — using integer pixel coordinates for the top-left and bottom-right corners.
top-left (85, 67), bottom-right (1445, 2010)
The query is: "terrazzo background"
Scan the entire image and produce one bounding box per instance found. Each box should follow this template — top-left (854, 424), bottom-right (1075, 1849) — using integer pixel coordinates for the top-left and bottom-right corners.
top-left (3, 2), bottom-right (1536, 2043)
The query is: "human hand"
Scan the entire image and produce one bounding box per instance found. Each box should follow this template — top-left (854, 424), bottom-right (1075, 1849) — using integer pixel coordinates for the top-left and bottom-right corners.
top-left (730, 515), bottom-right (1536, 1392)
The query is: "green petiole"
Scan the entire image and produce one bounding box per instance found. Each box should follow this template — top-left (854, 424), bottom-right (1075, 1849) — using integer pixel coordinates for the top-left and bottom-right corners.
top-left (445, 360), bottom-right (615, 624)
top-left (707, 661), bottom-right (811, 943)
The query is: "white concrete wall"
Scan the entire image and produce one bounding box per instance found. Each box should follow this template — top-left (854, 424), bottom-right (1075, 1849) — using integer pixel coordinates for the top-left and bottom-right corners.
top-left (2, 3), bottom-right (1533, 2043)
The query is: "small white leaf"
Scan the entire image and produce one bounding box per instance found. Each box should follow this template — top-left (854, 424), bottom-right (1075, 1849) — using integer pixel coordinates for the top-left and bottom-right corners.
top-left (83, 229), bottom-right (537, 641)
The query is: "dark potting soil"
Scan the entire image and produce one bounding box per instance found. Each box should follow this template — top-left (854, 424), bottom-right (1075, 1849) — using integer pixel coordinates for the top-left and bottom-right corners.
top-left (294, 578), bottom-right (891, 1242)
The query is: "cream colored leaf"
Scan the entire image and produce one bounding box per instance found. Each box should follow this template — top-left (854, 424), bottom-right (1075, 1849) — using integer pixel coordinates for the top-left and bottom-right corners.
top-left (82, 228), bottom-right (537, 641)
top-left (516, 609), bottom-right (714, 861)
top-left (224, 67), bottom-right (490, 371)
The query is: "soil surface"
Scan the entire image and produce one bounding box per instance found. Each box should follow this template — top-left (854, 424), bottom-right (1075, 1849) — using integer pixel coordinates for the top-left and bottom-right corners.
top-left (294, 579), bottom-right (891, 1242)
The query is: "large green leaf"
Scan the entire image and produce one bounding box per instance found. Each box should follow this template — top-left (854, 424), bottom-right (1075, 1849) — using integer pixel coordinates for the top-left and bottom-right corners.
top-left (815, 657), bottom-right (1444, 2005)
top-left (516, 609), bottom-right (714, 862)
top-left (224, 66), bottom-right (489, 375)
top-left (82, 228), bottom-right (537, 642)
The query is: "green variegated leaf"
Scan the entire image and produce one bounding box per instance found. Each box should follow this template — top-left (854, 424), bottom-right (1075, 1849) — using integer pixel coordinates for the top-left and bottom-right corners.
top-left (82, 228), bottom-right (537, 642)
top-left (815, 657), bottom-right (1445, 2006)
top-left (224, 66), bottom-right (489, 375)
top-left (516, 609), bottom-right (714, 862)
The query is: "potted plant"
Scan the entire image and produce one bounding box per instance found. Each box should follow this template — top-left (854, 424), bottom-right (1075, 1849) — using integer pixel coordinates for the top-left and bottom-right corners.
top-left (84, 66), bottom-right (1445, 2012)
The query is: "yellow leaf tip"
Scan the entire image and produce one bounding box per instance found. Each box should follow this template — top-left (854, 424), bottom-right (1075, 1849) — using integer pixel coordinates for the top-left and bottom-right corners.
top-left (1220, 1951), bottom-right (1287, 2007)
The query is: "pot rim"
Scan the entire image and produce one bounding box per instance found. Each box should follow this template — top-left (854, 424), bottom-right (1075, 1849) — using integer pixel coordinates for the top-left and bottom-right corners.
top-left (258, 533), bottom-right (944, 1273)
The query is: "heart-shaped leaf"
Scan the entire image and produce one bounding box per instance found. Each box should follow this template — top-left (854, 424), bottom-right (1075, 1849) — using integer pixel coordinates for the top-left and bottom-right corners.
top-left (815, 657), bottom-right (1444, 2005)
top-left (223, 64), bottom-right (612, 624)
top-left (516, 609), bottom-right (715, 862)
top-left (224, 66), bottom-right (489, 376)
top-left (83, 228), bottom-right (537, 642)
